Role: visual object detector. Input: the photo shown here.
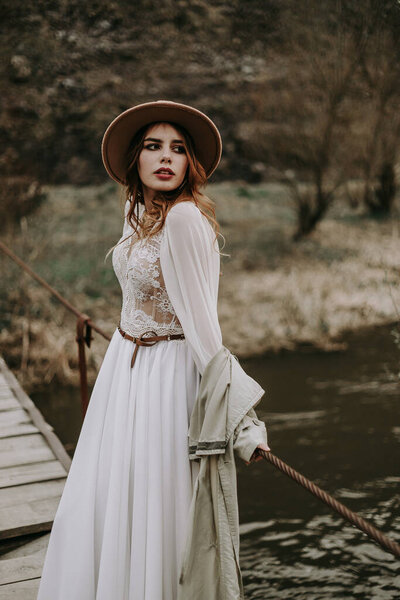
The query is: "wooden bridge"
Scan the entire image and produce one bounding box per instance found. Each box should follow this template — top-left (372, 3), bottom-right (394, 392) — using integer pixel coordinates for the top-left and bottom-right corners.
top-left (0, 356), bottom-right (71, 599)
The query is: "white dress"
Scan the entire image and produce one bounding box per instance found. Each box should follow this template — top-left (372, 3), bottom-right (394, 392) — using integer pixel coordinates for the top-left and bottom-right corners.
top-left (37, 200), bottom-right (223, 600)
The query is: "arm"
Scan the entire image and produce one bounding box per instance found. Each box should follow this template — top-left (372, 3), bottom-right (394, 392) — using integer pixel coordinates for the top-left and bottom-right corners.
top-left (159, 201), bottom-right (223, 375)
top-left (160, 201), bottom-right (270, 459)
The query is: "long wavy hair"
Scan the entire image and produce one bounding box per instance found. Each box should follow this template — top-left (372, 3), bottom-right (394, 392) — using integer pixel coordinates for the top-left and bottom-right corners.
top-left (105, 120), bottom-right (225, 261)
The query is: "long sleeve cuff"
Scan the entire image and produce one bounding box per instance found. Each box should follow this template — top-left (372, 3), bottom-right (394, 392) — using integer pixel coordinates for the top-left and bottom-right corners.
top-left (233, 410), bottom-right (268, 463)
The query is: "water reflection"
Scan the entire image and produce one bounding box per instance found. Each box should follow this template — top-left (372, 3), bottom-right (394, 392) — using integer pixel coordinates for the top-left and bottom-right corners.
top-left (237, 323), bottom-right (399, 598)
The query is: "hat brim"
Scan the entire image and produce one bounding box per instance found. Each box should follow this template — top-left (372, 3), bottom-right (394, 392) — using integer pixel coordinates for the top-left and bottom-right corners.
top-left (101, 100), bottom-right (222, 185)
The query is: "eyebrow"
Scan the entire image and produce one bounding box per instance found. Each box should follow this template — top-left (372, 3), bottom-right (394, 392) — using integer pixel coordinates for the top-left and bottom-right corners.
top-left (144, 137), bottom-right (184, 144)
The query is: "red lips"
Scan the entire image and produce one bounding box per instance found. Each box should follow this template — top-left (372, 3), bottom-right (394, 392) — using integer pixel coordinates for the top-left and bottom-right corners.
top-left (154, 168), bottom-right (175, 174)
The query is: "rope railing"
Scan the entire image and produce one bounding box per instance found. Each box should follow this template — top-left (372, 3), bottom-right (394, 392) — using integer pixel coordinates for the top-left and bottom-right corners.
top-left (257, 449), bottom-right (400, 559)
top-left (1, 240), bottom-right (399, 560)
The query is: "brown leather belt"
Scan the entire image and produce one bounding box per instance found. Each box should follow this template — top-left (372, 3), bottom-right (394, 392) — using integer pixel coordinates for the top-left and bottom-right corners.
top-left (117, 325), bottom-right (185, 368)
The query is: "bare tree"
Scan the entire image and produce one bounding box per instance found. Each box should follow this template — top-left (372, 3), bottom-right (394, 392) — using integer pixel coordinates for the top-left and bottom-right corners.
top-left (245, 0), bottom-right (400, 238)
top-left (356, 29), bottom-right (400, 215)
top-left (275, 0), bottom-right (370, 239)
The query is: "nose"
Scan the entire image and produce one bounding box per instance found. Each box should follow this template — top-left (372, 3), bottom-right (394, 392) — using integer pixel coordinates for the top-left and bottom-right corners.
top-left (160, 149), bottom-right (172, 163)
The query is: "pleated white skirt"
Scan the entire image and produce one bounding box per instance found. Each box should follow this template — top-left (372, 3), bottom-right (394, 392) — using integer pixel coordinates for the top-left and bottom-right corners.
top-left (37, 327), bottom-right (201, 600)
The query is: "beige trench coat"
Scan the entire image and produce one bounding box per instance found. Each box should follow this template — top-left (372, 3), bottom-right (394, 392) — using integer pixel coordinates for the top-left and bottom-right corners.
top-left (177, 345), bottom-right (268, 600)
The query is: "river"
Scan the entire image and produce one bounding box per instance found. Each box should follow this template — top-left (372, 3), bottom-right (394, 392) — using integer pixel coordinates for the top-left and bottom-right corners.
top-left (32, 323), bottom-right (400, 599)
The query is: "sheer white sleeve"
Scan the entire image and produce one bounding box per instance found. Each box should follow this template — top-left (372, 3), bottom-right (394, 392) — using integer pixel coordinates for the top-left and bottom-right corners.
top-left (160, 201), bottom-right (223, 375)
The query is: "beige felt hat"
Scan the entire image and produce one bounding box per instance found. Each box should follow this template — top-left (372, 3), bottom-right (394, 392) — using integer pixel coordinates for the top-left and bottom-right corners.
top-left (101, 100), bottom-right (222, 185)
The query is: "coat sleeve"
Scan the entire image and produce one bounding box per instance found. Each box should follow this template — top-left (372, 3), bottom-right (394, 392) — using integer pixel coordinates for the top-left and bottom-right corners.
top-left (233, 407), bottom-right (269, 463)
top-left (159, 201), bottom-right (223, 375)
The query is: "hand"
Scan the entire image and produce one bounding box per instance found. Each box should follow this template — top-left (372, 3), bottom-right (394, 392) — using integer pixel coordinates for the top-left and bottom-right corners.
top-left (245, 443), bottom-right (271, 466)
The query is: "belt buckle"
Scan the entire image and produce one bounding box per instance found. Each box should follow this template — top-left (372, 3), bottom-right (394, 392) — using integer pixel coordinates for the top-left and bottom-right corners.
top-left (139, 330), bottom-right (158, 346)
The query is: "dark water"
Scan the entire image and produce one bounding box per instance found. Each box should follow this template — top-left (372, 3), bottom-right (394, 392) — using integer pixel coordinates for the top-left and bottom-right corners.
top-left (32, 323), bottom-right (400, 599)
top-left (237, 323), bottom-right (400, 599)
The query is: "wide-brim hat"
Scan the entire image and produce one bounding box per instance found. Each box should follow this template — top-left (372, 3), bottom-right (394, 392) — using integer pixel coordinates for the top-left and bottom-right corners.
top-left (101, 100), bottom-right (222, 185)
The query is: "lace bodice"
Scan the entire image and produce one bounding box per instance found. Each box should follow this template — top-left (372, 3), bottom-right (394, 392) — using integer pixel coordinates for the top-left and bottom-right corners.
top-left (112, 213), bottom-right (184, 338)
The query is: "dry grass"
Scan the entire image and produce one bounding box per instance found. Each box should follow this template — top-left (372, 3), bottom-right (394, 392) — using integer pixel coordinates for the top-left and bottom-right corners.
top-left (212, 183), bottom-right (400, 356)
top-left (1, 181), bottom-right (399, 390)
top-left (218, 220), bottom-right (400, 355)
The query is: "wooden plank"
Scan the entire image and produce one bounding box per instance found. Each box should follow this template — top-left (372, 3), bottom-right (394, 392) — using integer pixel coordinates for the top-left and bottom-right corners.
top-left (0, 448), bottom-right (55, 470)
top-left (0, 549), bottom-right (46, 585)
top-left (0, 434), bottom-right (51, 453)
top-left (0, 496), bottom-right (61, 540)
top-left (0, 358), bottom-right (71, 472)
top-left (0, 480), bottom-right (65, 510)
top-left (0, 533), bottom-right (50, 559)
top-left (0, 384), bottom-right (15, 392)
top-left (0, 423), bottom-right (39, 439)
top-left (0, 577), bottom-right (40, 599)
top-left (0, 435), bottom-right (55, 469)
top-left (0, 397), bottom-right (20, 411)
top-left (0, 409), bottom-right (32, 426)
top-left (0, 461), bottom-right (67, 489)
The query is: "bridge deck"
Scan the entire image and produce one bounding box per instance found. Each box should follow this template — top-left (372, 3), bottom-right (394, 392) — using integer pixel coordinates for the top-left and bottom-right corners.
top-left (0, 356), bottom-right (71, 598)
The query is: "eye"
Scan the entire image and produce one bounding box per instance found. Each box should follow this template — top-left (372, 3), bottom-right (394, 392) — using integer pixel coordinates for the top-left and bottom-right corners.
top-left (144, 143), bottom-right (159, 150)
top-left (174, 145), bottom-right (186, 154)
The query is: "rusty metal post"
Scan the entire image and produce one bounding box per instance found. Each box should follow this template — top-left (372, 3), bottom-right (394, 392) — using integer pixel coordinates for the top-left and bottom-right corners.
top-left (76, 314), bottom-right (93, 419)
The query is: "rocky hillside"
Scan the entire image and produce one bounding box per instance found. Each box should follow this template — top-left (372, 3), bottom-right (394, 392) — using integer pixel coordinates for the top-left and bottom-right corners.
top-left (2, 0), bottom-right (399, 234)
top-left (1, 0), bottom-right (282, 185)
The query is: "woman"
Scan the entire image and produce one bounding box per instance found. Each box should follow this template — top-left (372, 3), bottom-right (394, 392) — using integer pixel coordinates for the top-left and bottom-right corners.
top-left (37, 100), bottom-right (270, 600)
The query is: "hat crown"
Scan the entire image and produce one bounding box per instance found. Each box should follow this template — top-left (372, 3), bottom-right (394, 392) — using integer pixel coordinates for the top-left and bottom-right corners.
top-left (101, 100), bottom-right (222, 185)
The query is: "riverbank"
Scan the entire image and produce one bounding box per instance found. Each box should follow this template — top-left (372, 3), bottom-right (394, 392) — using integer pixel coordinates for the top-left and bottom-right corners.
top-left (1, 182), bottom-right (399, 391)
top-left (216, 183), bottom-right (400, 356)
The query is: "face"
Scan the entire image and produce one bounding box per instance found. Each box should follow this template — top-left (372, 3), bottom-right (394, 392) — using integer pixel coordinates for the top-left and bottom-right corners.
top-left (137, 122), bottom-right (189, 196)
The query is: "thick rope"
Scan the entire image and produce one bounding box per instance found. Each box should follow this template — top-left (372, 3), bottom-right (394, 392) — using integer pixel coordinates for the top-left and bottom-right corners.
top-left (257, 449), bottom-right (400, 559)
top-left (2, 241), bottom-right (399, 558)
